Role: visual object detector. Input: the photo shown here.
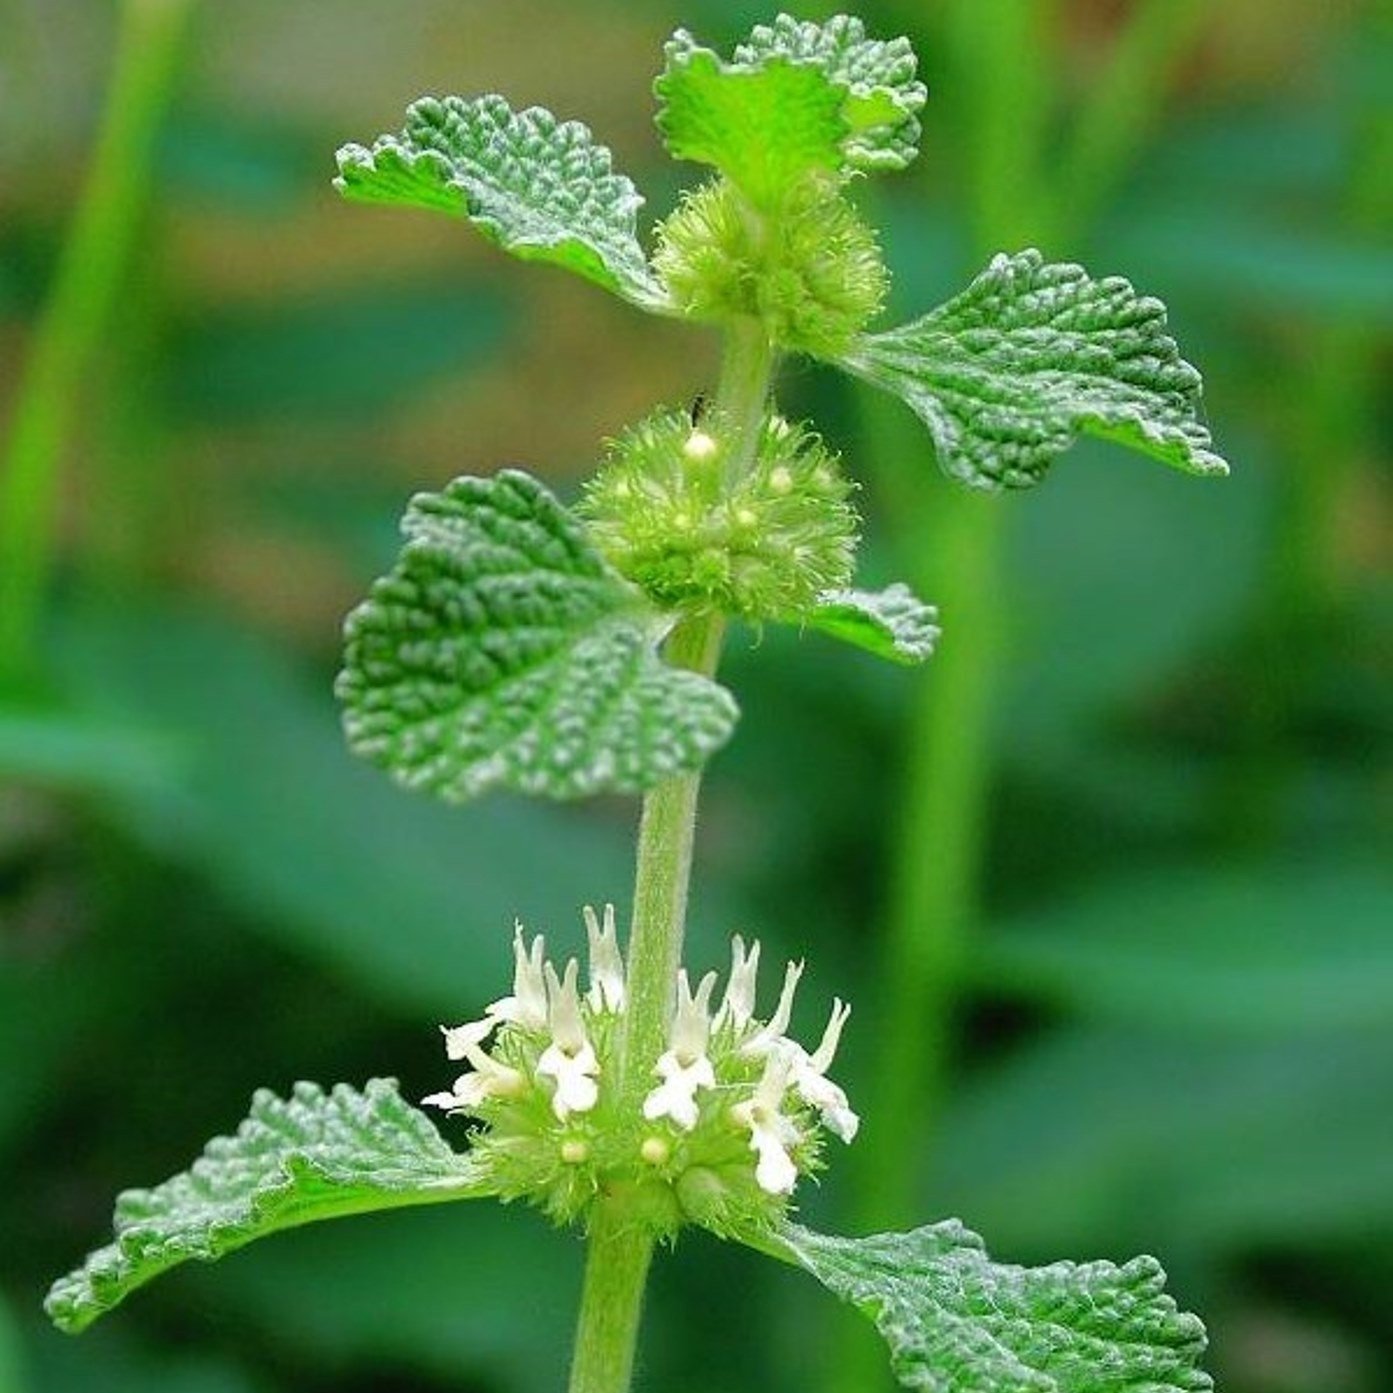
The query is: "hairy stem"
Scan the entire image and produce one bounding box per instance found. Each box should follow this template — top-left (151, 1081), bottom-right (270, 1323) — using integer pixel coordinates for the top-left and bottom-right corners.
top-left (0, 0), bottom-right (195, 686)
top-left (567, 325), bottom-right (773, 1393)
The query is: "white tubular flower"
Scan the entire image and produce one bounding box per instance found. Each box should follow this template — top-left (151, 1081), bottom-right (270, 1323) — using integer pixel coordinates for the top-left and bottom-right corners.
top-left (487, 923), bottom-right (549, 1031)
top-left (791, 997), bottom-right (859, 1142)
top-left (731, 1049), bottom-right (801, 1195)
top-left (536, 959), bottom-right (600, 1120)
top-left (422, 1036), bottom-right (524, 1113)
top-left (714, 934), bottom-right (761, 1034)
top-left (440, 1015), bottom-right (498, 1062)
top-left (583, 904), bottom-right (626, 1014)
top-left (643, 969), bottom-right (718, 1131)
top-left (741, 958), bottom-right (804, 1057)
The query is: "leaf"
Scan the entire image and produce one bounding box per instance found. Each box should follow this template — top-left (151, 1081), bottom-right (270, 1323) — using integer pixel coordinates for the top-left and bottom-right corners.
top-left (46, 1080), bottom-right (490, 1333)
top-left (655, 14), bottom-right (926, 206)
top-left (930, 1027), bottom-right (1393, 1258)
top-left (335, 95), bottom-right (667, 309)
top-left (805, 583), bottom-right (939, 664)
top-left (772, 1221), bottom-right (1212, 1393)
top-left (656, 36), bottom-right (847, 210)
top-left (733, 13), bottom-right (928, 172)
top-left (981, 861), bottom-right (1393, 1034)
top-left (338, 470), bottom-right (738, 802)
top-left (839, 249), bottom-right (1230, 490)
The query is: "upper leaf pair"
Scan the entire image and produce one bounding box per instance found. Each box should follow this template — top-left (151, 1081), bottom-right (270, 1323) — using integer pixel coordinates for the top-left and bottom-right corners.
top-left (50, 1081), bottom-right (1213, 1393)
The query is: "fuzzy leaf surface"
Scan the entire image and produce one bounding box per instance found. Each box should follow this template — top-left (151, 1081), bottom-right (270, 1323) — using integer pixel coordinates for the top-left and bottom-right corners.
top-left (656, 15), bottom-right (926, 205)
top-left (335, 95), bottom-right (666, 308)
top-left (840, 249), bottom-right (1230, 490)
top-left (46, 1081), bottom-right (490, 1333)
top-left (808, 584), bottom-right (939, 664)
top-left (733, 13), bottom-right (927, 171)
top-left (338, 470), bottom-right (737, 802)
top-left (774, 1220), bottom-right (1213, 1392)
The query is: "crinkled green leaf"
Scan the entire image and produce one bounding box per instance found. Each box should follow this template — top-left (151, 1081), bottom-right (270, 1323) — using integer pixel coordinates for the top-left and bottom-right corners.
top-left (772, 1220), bottom-right (1213, 1393)
top-left (655, 14), bottom-right (926, 206)
top-left (46, 1081), bottom-right (490, 1334)
top-left (338, 470), bottom-right (738, 802)
top-left (806, 584), bottom-right (939, 664)
top-left (734, 13), bottom-right (927, 171)
top-left (335, 95), bottom-right (667, 309)
top-left (840, 249), bottom-right (1230, 490)
top-left (656, 36), bottom-right (846, 210)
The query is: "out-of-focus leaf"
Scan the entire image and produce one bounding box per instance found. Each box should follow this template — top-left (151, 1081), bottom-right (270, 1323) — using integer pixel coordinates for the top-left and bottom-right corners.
top-left (0, 1294), bottom-right (24, 1393)
top-left (1001, 434), bottom-right (1270, 744)
top-left (47, 1081), bottom-right (487, 1333)
top-left (1107, 206), bottom-right (1393, 325)
top-left (167, 278), bottom-right (510, 424)
top-left (51, 601), bottom-right (635, 1016)
top-left (980, 862), bottom-right (1393, 1033)
top-left (26, 1326), bottom-right (260, 1393)
top-left (199, 1200), bottom-right (576, 1393)
top-left (771, 1221), bottom-right (1211, 1392)
top-left (929, 1027), bottom-right (1393, 1259)
top-left (0, 707), bottom-right (183, 797)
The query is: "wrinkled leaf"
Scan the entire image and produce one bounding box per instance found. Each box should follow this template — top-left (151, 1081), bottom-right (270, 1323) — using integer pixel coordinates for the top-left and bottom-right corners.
top-left (772, 1220), bottom-right (1211, 1392)
top-left (840, 249), bottom-right (1229, 490)
top-left (734, 13), bottom-right (927, 171)
top-left (806, 584), bottom-right (939, 664)
top-left (338, 470), bottom-right (738, 802)
top-left (656, 13), bottom-right (926, 207)
top-left (336, 95), bottom-right (666, 308)
top-left (47, 1081), bottom-right (489, 1333)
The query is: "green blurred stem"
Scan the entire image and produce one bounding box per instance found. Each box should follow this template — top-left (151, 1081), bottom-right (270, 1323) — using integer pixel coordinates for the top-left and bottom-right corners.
top-left (568, 326), bottom-right (773, 1393)
top-left (1049, 0), bottom-right (1208, 244)
top-left (0, 0), bottom-right (194, 686)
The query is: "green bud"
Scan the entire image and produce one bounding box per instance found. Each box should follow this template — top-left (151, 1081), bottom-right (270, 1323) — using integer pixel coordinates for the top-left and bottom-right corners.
top-left (653, 174), bottom-right (888, 358)
top-left (581, 409), bottom-right (858, 620)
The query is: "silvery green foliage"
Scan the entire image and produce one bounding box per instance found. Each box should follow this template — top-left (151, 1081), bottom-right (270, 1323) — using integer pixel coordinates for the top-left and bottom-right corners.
top-left (776, 1220), bottom-right (1213, 1392)
top-left (840, 249), bottom-right (1229, 490)
top-left (46, 1082), bottom-right (489, 1333)
top-left (338, 470), bottom-right (738, 802)
top-left (336, 95), bottom-right (667, 308)
top-left (808, 584), bottom-right (940, 664)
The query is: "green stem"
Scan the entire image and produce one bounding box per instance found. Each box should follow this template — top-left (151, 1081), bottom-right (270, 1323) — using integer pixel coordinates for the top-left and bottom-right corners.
top-left (0, 0), bottom-right (195, 687)
top-left (566, 326), bottom-right (774, 1393)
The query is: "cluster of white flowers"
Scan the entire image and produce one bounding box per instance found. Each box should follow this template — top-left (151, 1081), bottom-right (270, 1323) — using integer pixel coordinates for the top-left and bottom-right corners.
top-left (424, 907), bottom-right (856, 1210)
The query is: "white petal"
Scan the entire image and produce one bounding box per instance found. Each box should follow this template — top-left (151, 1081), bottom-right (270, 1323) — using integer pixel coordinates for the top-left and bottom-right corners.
top-left (749, 1118), bottom-right (798, 1195)
top-left (584, 903), bottom-right (627, 1013)
top-left (504, 922), bottom-right (549, 1030)
top-left (440, 1016), bottom-right (497, 1061)
top-left (544, 959), bottom-right (590, 1054)
top-left (741, 960), bottom-right (803, 1057)
top-left (537, 1040), bottom-right (600, 1120)
top-left (642, 1050), bottom-right (715, 1131)
top-left (715, 935), bottom-right (762, 1031)
top-left (809, 998), bottom-right (851, 1074)
top-left (669, 968), bottom-right (717, 1062)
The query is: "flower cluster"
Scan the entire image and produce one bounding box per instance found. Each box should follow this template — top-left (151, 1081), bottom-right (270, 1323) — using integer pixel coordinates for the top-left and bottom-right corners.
top-left (581, 408), bottom-right (858, 621)
top-left (425, 907), bottom-right (857, 1237)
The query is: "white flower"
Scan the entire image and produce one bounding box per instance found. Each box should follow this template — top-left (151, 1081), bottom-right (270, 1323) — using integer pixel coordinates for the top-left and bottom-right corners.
top-left (422, 1035), bottom-right (524, 1112)
top-left (741, 958), bottom-right (804, 1058)
top-left (713, 934), bottom-right (761, 1034)
top-left (486, 923), bottom-right (549, 1031)
top-left (731, 1049), bottom-right (801, 1195)
top-left (536, 959), bottom-right (600, 1120)
top-left (790, 998), bottom-right (859, 1142)
top-left (643, 969), bottom-right (718, 1131)
top-left (440, 1014), bottom-right (498, 1062)
top-left (583, 904), bottom-right (626, 1014)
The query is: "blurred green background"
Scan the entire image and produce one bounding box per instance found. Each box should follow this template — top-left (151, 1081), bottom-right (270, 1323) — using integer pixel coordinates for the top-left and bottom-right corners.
top-left (1, 1), bottom-right (1389, 1390)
